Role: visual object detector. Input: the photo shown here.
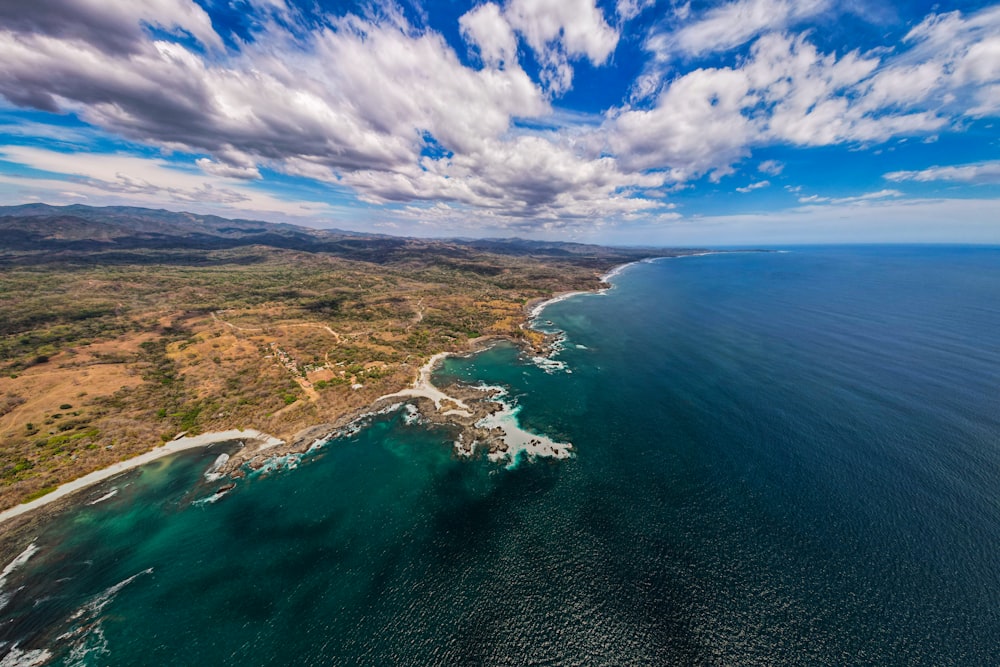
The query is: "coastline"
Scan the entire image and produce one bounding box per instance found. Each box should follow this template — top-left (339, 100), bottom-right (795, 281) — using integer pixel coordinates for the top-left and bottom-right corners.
top-left (0, 429), bottom-right (282, 525)
top-left (0, 257), bottom-right (645, 530)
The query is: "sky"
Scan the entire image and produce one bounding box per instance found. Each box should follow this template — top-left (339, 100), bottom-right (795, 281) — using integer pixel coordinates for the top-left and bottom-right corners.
top-left (0, 0), bottom-right (998, 245)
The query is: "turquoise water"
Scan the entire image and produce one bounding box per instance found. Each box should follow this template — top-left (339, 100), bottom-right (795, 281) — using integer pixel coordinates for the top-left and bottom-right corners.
top-left (2, 247), bottom-right (1000, 665)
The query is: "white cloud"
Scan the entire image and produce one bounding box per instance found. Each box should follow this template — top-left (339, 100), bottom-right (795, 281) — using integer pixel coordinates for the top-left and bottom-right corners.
top-left (503, 0), bottom-right (619, 93)
top-left (893, 6), bottom-right (1000, 117)
top-left (745, 33), bottom-right (923, 146)
top-left (607, 66), bottom-right (755, 177)
top-left (616, 0), bottom-right (657, 21)
top-left (758, 160), bottom-right (783, 175)
top-left (0, 1), bottom-right (998, 234)
top-left (2, 9), bottom-right (637, 222)
top-left (621, 197), bottom-right (1000, 245)
top-left (627, 4), bottom-right (1000, 179)
top-left (797, 189), bottom-right (901, 205)
top-left (459, 4), bottom-right (518, 68)
top-left (0, 145), bottom-right (332, 217)
top-left (606, 17), bottom-right (999, 183)
top-left (196, 158), bottom-right (262, 180)
top-left (603, 33), bottom-right (935, 180)
top-left (505, 0), bottom-right (618, 64)
top-left (342, 134), bottom-right (668, 222)
top-left (646, 0), bottom-right (830, 61)
top-left (885, 161), bottom-right (1000, 184)
top-left (0, 0), bottom-right (221, 60)
top-left (736, 180), bottom-right (770, 193)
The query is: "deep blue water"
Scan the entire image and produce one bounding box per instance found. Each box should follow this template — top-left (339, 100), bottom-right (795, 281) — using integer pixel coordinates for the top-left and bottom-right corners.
top-left (2, 246), bottom-right (999, 665)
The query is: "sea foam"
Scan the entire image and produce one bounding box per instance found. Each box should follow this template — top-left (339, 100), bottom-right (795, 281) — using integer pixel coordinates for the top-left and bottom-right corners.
top-left (0, 645), bottom-right (52, 667)
top-left (57, 567), bottom-right (154, 665)
top-left (0, 543), bottom-right (39, 615)
top-left (203, 453), bottom-right (230, 482)
top-left (86, 488), bottom-right (119, 506)
top-left (474, 387), bottom-right (573, 468)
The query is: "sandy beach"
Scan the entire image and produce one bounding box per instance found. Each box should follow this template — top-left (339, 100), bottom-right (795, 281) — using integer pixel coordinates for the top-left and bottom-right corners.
top-left (0, 429), bottom-right (283, 524)
top-left (376, 352), bottom-right (473, 416)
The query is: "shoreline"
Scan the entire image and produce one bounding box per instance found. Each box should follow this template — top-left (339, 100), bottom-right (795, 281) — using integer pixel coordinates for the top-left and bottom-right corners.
top-left (0, 429), bottom-right (283, 525)
top-left (375, 351), bottom-right (472, 415)
top-left (0, 257), bottom-right (647, 529)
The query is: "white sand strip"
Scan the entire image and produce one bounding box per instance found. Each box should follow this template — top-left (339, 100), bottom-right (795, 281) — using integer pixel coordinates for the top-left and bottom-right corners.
top-left (527, 291), bottom-right (590, 321)
top-left (377, 352), bottom-right (472, 416)
top-left (0, 429), bottom-right (282, 524)
top-left (527, 262), bottom-right (644, 325)
top-left (600, 260), bottom-right (644, 283)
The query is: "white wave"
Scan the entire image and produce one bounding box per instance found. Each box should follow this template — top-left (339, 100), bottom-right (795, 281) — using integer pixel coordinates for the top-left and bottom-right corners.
top-left (0, 544), bottom-right (38, 611)
top-left (203, 453), bottom-right (230, 482)
top-left (335, 401), bottom-right (405, 440)
top-left (0, 544), bottom-right (38, 591)
top-left (528, 291), bottom-right (589, 321)
top-left (600, 260), bottom-right (643, 283)
top-left (248, 453), bottom-right (303, 477)
top-left (306, 438), bottom-right (328, 453)
top-left (0, 645), bottom-right (52, 667)
top-left (65, 568), bottom-right (153, 625)
top-left (402, 404), bottom-right (424, 425)
top-left (0, 429), bottom-right (282, 526)
top-left (55, 568), bottom-right (152, 666)
top-left (86, 488), bottom-right (119, 506)
top-left (452, 433), bottom-right (477, 458)
top-left (475, 389), bottom-right (573, 468)
top-left (193, 486), bottom-right (233, 505)
top-left (530, 356), bottom-right (568, 374)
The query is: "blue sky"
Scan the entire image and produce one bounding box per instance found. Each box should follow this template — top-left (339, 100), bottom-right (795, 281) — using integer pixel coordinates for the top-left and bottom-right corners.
top-left (0, 0), bottom-right (998, 244)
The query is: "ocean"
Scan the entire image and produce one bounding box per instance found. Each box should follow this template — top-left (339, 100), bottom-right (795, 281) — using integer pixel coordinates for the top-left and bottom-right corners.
top-left (2, 246), bottom-right (999, 665)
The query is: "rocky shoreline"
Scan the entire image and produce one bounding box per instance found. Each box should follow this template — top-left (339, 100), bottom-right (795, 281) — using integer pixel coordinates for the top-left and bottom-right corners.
top-left (0, 291), bottom-right (578, 544)
top-left (217, 318), bottom-right (571, 479)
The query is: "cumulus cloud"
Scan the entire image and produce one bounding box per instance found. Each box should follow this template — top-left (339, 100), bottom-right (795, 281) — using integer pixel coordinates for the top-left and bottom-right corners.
top-left (459, 3), bottom-right (518, 68)
top-left (500, 0), bottom-right (619, 93)
top-left (885, 161), bottom-right (1000, 184)
top-left (0, 0), bottom-right (221, 56)
top-left (0, 9), bottom-right (546, 168)
top-left (0, 1), bottom-right (675, 226)
top-left (603, 7), bottom-right (1000, 183)
top-left (0, 1), bottom-right (998, 231)
top-left (505, 0), bottom-right (618, 65)
top-left (606, 66), bottom-right (755, 178)
top-left (342, 134), bottom-right (668, 222)
top-left (457, 0), bottom-right (621, 95)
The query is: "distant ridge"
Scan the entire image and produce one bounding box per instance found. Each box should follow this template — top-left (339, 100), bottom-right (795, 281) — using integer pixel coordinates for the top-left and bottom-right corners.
top-left (0, 203), bottom-right (669, 264)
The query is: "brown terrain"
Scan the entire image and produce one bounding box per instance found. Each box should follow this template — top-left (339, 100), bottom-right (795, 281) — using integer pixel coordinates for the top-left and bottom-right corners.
top-left (0, 204), bottom-right (698, 513)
